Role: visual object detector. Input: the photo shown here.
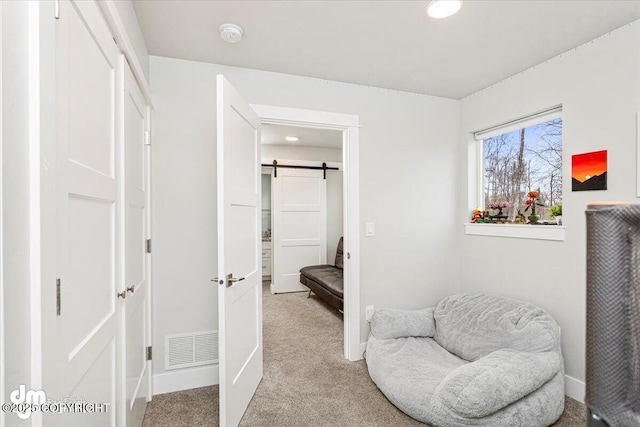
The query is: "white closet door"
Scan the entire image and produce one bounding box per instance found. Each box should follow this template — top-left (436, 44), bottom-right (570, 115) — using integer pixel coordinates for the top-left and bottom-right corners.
top-left (272, 168), bottom-right (327, 293)
top-left (121, 58), bottom-right (149, 427)
top-left (51, 0), bottom-right (120, 425)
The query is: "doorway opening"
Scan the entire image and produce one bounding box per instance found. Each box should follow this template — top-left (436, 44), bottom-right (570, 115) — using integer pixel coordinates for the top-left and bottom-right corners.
top-left (261, 124), bottom-right (343, 296)
top-left (252, 105), bottom-right (361, 361)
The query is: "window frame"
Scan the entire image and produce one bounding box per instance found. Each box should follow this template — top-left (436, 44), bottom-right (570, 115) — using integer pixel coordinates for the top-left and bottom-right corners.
top-left (465, 106), bottom-right (565, 241)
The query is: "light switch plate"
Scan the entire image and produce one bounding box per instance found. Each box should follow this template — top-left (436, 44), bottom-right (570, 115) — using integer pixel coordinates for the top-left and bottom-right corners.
top-left (365, 222), bottom-right (375, 237)
top-left (366, 305), bottom-right (375, 322)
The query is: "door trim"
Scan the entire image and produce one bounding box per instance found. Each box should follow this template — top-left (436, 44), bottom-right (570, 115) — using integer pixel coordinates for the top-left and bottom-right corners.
top-left (97, 1), bottom-right (152, 106)
top-left (0, 3), bottom-right (5, 424)
top-left (28, 2), bottom-right (44, 420)
top-left (35, 1), bottom-right (57, 426)
top-left (144, 104), bottom-right (153, 403)
top-left (251, 104), bottom-right (361, 361)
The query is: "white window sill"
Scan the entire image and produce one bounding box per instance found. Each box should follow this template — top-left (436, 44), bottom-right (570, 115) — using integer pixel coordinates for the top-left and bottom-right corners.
top-left (464, 223), bottom-right (565, 241)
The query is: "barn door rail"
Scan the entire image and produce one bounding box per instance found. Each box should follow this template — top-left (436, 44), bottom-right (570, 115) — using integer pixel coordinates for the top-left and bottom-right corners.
top-left (262, 160), bottom-right (338, 179)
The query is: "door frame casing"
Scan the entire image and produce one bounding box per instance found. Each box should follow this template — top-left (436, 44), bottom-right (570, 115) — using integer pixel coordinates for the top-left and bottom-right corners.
top-left (251, 104), bottom-right (361, 361)
top-left (144, 104), bottom-right (152, 404)
top-left (0, 3), bottom-right (5, 425)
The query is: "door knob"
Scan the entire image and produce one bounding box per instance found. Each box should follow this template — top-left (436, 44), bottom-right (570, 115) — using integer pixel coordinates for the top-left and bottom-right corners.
top-left (226, 273), bottom-right (245, 287)
top-left (211, 277), bottom-right (224, 285)
top-left (126, 286), bottom-right (135, 294)
top-left (117, 291), bottom-right (127, 299)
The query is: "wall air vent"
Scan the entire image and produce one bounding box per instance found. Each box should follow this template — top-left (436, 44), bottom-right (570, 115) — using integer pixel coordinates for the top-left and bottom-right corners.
top-left (165, 331), bottom-right (218, 370)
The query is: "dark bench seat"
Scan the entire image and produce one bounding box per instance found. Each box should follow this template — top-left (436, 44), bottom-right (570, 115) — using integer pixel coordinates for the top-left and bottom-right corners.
top-left (299, 237), bottom-right (343, 311)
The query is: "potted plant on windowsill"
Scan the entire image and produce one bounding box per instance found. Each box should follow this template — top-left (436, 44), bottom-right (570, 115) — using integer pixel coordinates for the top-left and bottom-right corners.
top-left (525, 191), bottom-right (540, 224)
top-left (550, 203), bottom-right (563, 225)
top-left (488, 201), bottom-right (510, 218)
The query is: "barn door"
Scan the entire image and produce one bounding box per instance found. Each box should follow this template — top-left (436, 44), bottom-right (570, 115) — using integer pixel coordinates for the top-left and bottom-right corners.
top-left (272, 168), bottom-right (327, 294)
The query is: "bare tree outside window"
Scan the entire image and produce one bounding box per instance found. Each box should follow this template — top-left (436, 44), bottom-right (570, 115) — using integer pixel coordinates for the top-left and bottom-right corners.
top-left (483, 118), bottom-right (562, 221)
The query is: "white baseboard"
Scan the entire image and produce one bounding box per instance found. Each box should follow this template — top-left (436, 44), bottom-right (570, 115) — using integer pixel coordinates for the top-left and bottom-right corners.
top-left (565, 374), bottom-right (585, 403)
top-left (153, 364), bottom-right (219, 396)
top-left (158, 354), bottom-right (583, 405)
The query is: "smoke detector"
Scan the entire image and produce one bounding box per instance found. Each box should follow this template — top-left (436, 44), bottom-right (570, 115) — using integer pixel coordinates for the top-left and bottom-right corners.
top-left (219, 23), bottom-right (243, 43)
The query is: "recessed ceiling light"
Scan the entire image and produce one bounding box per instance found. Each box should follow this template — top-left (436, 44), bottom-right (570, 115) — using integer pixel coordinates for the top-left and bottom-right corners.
top-left (219, 23), bottom-right (243, 43)
top-left (285, 136), bottom-right (300, 142)
top-left (427, 0), bottom-right (462, 19)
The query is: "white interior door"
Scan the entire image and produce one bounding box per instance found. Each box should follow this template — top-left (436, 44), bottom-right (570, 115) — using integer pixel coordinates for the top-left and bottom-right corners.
top-left (121, 57), bottom-right (149, 427)
top-left (272, 168), bottom-right (327, 294)
top-left (216, 75), bottom-right (263, 427)
top-left (50, 0), bottom-right (120, 425)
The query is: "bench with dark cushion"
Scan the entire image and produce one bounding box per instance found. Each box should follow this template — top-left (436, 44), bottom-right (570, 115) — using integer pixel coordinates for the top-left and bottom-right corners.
top-left (299, 237), bottom-right (344, 311)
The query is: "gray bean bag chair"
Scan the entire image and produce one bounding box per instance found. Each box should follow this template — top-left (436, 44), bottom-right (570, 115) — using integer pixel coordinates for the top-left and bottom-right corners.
top-left (366, 294), bottom-right (565, 427)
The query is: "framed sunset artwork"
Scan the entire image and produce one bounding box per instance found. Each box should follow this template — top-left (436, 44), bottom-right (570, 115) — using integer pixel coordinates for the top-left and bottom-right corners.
top-left (572, 150), bottom-right (607, 191)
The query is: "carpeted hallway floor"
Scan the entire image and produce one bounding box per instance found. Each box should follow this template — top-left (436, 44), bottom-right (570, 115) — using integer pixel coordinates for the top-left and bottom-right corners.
top-left (142, 285), bottom-right (586, 426)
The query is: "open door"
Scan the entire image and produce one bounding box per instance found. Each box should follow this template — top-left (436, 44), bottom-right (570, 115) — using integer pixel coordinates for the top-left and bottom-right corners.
top-left (216, 75), bottom-right (263, 427)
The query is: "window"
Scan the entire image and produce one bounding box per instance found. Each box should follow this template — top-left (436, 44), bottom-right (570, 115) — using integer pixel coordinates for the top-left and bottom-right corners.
top-left (477, 108), bottom-right (563, 223)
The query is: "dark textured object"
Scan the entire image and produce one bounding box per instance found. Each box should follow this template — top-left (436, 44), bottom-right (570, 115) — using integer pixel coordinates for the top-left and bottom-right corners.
top-left (334, 237), bottom-right (344, 269)
top-left (585, 204), bottom-right (640, 426)
top-left (299, 237), bottom-right (344, 311)
top-left (143, 284), bottom-right (585, 427)
top-left (300, 266), bottom-right (343, 310)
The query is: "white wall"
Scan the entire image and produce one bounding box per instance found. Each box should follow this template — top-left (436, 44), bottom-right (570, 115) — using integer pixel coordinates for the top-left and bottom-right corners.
top-left (150, 59), bottom-right (218, 378)
top-left (112, 0), bottom-right (149, 80)
top-left (150, 56), bottom-right (461, 386)
top-left (262, 144), bottom-right (343, 262)
top-left (2, 2), bottom-right (32, 424)
top-left (457, 21), bottom-right (640, 396)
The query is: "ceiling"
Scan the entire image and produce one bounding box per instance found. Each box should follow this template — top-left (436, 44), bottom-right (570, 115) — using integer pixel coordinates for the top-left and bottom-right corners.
top-left (133, 1), bottom-right (640, 100)
top-left (261, 124), bottom-right (342, 149)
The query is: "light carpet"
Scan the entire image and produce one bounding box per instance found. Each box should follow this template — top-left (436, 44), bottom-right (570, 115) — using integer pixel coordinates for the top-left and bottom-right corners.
top-left (143, 285), bottom-right (585, 426)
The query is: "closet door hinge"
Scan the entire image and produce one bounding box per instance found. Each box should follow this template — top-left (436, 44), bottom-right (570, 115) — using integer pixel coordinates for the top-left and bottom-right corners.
top-left (146, 239), bottom-right (152, 254)
top-left (144, 130), bottom-right (151, 146)
top-left (146, 346), bottom-right (153, 361)
top-left (56, 278), bottom-right (61, 315)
